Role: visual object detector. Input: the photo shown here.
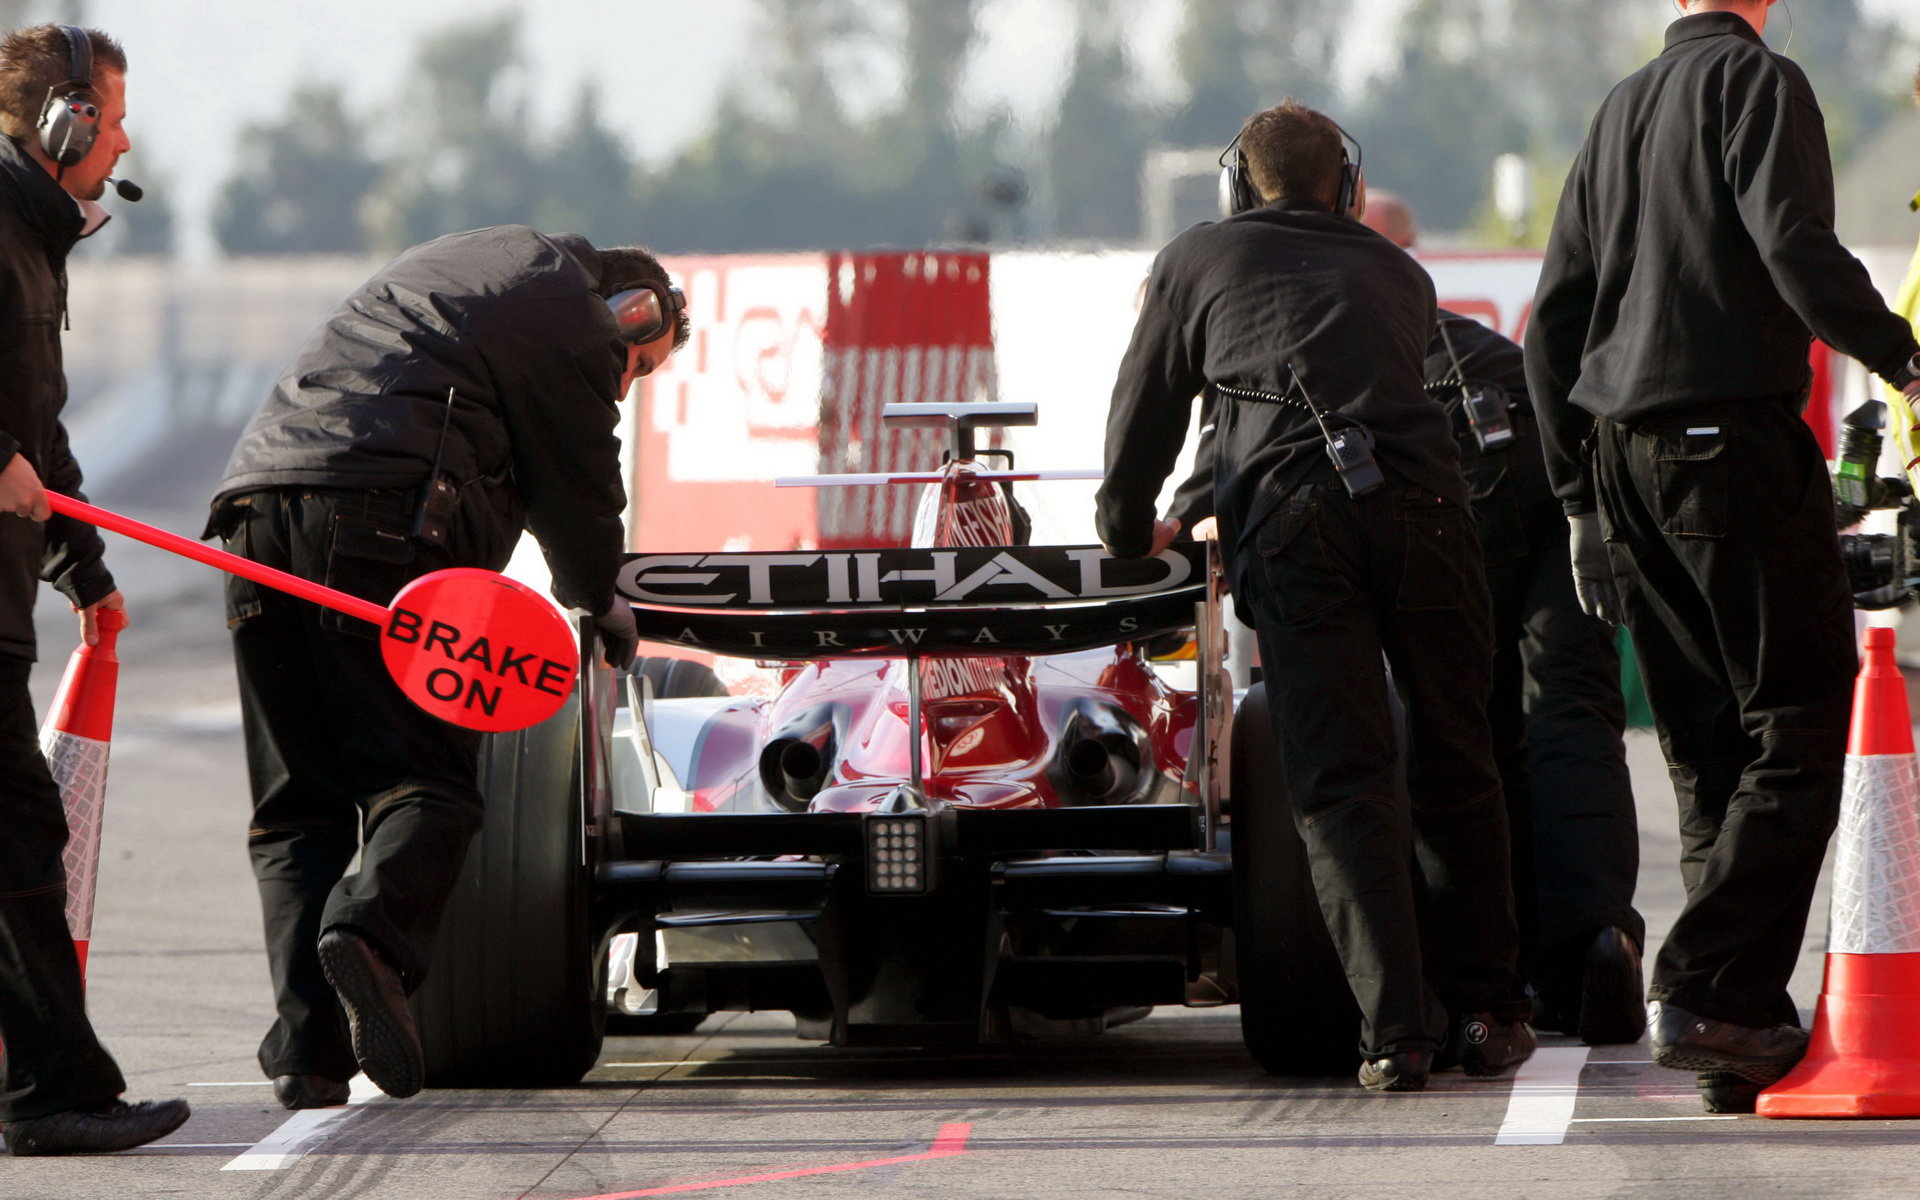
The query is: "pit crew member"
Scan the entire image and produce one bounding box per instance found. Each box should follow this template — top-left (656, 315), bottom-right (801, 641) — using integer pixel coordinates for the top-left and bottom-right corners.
top-left (1098, 100), bottom-right (1533, 1093)
top-left (1526, 0), bottom-right (1920, 1111)
top-left (206, 227), bottom-right (688, 1109)
top-left (0, 23), bottom-right (191, 1156)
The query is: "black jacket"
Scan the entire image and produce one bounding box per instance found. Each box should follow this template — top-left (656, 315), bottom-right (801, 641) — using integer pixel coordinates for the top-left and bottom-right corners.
top-left (1097, 199), bottom-right (1462, 570)
top-left (1171, 310), bottom-right (1541, 538)
top-left (1526, 12), bottom-right (1920, 515)
top-left (211, 226), bottom-right (631, 614)
top-left (0, 137), bottom-right (115, 661)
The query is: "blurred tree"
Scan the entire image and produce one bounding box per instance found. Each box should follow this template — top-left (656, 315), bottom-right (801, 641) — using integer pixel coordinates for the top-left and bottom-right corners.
top-left (1350, 0), bottom-right (1528, 235)
top-left (1043, 0), bottom-right (1156, 242)
top-left (1164, 0), bottom-right (1341, 149)
top-left (637, 0), bottom-right (1012, 253)
top-left (531, 83), bottom-right (643, 246)
top-left (213, 83), bottom-right (378, 254)
top-left (360, 11), bottom-right (544, 252)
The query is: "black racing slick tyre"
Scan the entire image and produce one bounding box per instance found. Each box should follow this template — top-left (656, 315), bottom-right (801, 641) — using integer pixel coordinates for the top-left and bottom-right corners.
top-left (411, 696), bottom-right (606, 1087)
top-left (1230, 683), bottom-right (1363, 1076)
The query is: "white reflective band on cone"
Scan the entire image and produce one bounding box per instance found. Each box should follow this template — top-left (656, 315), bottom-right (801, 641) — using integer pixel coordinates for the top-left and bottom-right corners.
top-left (1830, 753), bottom-right (1920, 955)
top-left (43, 730), bottom-right (110, 940)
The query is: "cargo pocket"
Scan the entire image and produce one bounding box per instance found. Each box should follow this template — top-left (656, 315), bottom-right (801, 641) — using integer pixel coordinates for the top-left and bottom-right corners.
top-left (1397, 492), bottom-right (1477, 612)
top-left (322, 514), bottom-right (414, 639)
top-left (1255, 493), bottom-right (1355, 624)
top-left (1651, 424), bottom-right (1728, 538)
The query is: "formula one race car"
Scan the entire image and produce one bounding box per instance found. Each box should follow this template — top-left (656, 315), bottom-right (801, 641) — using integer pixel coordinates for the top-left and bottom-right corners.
top-left (408, 403), bottom-right (1360, 1085)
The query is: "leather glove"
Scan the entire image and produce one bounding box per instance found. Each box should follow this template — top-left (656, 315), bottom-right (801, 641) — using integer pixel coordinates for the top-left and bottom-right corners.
top-left (1568, 512), bottom-right (1623, 627)
top-left (594, 601), bottom-right (639, 670)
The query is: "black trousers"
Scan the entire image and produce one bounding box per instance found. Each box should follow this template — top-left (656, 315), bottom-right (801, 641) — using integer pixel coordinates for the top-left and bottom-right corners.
top-left (221, 490), bottom-right (485, 1081)
top-left (0, 655), bottom-right (126, 1120)
top-left (1595, 401), bottom-right (1855, 1029)
top-left (1467, 419), bottom-right (1643, 977)
top-left (1238, 476), bottom-right (1527, 1057)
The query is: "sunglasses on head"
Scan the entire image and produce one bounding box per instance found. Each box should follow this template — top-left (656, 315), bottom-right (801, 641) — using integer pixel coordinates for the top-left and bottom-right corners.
top-left (607, 281), bottom-right (686, 344)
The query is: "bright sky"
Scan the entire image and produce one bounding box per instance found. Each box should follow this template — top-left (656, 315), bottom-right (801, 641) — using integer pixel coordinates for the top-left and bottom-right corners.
top-left (69, 0), bottom-right (1920, 259)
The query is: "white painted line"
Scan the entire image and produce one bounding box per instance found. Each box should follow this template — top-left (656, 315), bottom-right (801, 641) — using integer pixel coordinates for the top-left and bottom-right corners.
top-left (188, 1081), bottom-right (275, 1087)
top-left (1495, 1046), bottom-right (1591, 1146)
top-left (1570, 1116), bottom-right (1740, 1123)
top-left (158, 1143), bottom-right (256, 1149)
top-left (221, 1074), bottom-right (380, 1171)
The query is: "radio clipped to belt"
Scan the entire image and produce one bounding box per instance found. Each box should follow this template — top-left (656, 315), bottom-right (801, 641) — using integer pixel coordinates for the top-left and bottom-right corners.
top-left (1215, 368), bottom-right (1384, 498)
top-left (1437, 321), bottom-right (1513, 454)
top-left (413, 387), bottom-right (459, 548)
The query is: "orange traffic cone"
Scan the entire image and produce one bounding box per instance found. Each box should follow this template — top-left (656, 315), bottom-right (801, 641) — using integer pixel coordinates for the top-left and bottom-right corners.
top-left (1759, 625), bottom-right (1920, 1118)
top-left (38, 607), bottom-right (127, 980)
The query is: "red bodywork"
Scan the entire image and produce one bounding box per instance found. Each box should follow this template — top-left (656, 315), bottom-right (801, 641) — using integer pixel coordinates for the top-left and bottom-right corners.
top-left (677, 461), bottom-right (1197, 815)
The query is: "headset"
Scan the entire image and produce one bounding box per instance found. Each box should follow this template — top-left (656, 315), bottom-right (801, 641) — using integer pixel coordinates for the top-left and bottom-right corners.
top-left (1219, 117), bottom-right (1365, 220)
top-left (606, 279), bottom-right (687, 345)
top-left (37, 25), bottom-right (99, 170)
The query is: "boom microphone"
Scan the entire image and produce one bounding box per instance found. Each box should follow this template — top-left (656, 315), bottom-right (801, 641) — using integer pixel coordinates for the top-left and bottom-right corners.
top-left (106, 176), bottom-right (141, 202)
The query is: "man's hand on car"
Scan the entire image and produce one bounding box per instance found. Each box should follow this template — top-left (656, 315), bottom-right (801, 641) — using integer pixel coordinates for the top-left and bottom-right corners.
top-left (1568, 512), bottom-right (1623, 626)
top-left (0, 452), bottom-right (49, 521)
top-left (595, 601), bottom-right (639, 670)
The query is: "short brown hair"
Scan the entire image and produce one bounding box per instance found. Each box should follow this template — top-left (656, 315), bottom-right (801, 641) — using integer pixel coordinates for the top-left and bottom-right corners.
top-left (1237, 100), bottom-right (1345, 209)
top-left (0, 25), bottom-right (126, 142)
top-left (597, 244), bottom-right (691, 350)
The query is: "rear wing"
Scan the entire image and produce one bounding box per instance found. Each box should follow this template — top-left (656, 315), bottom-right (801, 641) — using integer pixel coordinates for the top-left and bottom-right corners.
top-left (614, 542), bottom-right (1206, 660)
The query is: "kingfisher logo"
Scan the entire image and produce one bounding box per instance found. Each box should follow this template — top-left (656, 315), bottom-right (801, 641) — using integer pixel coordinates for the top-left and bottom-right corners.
top-left (616, 543), bottom-right (1203, 610)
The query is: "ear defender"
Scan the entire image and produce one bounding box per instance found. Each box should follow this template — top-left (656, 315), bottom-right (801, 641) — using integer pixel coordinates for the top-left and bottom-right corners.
top-left (37, 25), bottom-right (99, 169)
top-left (1219, 119), bottom-right (1367, 220)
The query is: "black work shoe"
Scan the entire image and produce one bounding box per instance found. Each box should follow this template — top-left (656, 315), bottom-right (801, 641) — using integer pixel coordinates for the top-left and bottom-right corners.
top-left (1648, 1001), bottom-right (1808, 1084)
top-left (1450, 1012), bottom-right (1538, 1077)
top-left (318, 927), bottom-right (424, 1099)
top-left (1576, 926), bottom-right (1647, 1046)
top-left (272, 1074), bottom-right (351, 1110)
top-left (1357, 1050), bottom-right (1432, 1092)
top-left (3, 1098), bottom-right (190, 1156)
top-left (1698, 1071), bottom-right (1762, 1114)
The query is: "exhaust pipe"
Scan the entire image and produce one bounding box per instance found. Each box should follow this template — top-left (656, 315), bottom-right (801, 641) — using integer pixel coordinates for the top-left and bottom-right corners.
top-left (757, 707), bottom-right (839, 811)
top-left (1054, 700), bottom-right (1148, 805)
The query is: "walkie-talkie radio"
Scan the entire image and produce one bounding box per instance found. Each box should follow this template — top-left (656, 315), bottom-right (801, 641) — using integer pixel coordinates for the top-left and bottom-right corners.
top-left (1438, 320), bottom-right (1513, 453)
top-left (413, 387), bottom-right (459, 548)
top-left (1287, 363), bottom-right (1384, 498)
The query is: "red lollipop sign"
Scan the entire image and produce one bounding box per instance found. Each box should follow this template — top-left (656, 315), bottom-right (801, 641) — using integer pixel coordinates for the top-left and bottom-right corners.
top-left (380, 569), bottom-right (578, 730)
top-left (48, 494), bottom-right (580, 732)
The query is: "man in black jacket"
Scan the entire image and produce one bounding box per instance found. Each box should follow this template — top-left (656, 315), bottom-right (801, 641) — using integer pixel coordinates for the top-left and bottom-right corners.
top-left (1099, 100), bottom-right (1531, 1092)
top-left (0, 24), bottom-right (191, 1156)
top-left (1528, 0), bottom-right (1920, 1109)
top-left (208, 226), bottom-right (687, 1108)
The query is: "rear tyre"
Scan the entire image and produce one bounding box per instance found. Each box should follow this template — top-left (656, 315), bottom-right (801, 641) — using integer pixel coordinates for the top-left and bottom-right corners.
top-left (411, 696), bottom-right (606, 1086)
top-left (1230, 683), bottom-right (1363, 1075)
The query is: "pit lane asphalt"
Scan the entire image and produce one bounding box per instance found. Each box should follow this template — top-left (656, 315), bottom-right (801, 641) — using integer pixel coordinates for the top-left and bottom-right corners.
top-left (10, 497), bottom-right (1920, 1200)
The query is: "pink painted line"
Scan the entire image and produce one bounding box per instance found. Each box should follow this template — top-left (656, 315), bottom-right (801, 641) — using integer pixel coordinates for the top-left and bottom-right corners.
top-left (564, 1123), bottom-right (972, 1199)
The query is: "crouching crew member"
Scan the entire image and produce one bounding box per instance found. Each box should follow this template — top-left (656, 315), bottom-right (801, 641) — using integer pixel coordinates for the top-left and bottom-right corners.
top-left (1528, 0), bottom-right (1920, 1112)
top-left (206, 227), bottom-right (687, 1108)
top-left (1097, 100), bottom-right (1533, 1093)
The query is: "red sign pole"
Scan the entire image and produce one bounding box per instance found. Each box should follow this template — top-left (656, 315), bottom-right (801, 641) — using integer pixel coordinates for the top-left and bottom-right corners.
top-left (48, 493), bottom-right (581, 732)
